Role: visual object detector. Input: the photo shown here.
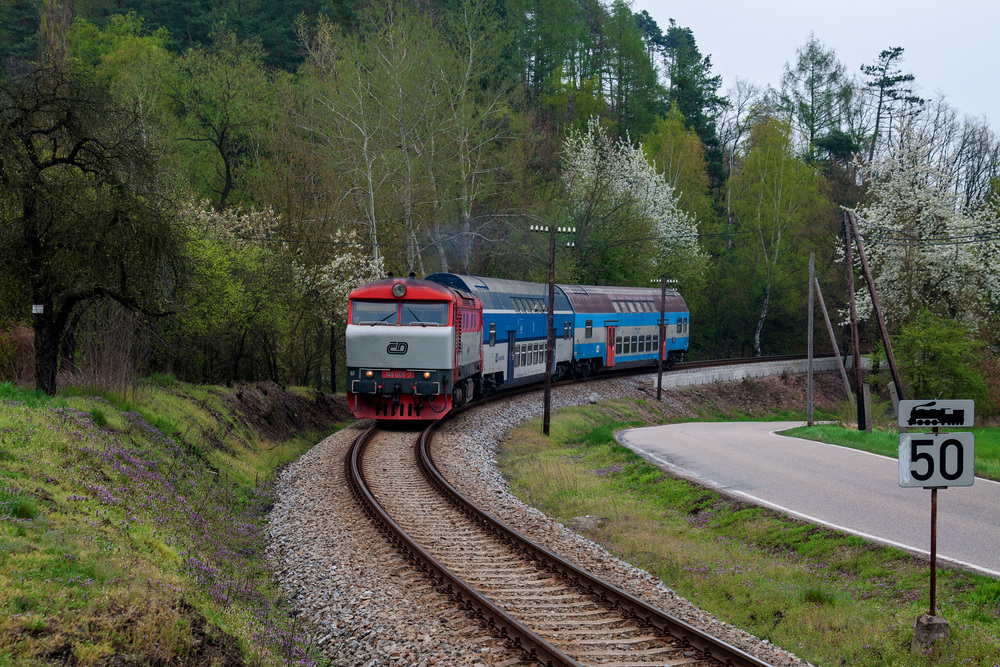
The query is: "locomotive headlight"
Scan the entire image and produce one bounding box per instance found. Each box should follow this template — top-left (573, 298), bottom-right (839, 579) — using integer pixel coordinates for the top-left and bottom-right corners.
top-left (423, 371), bottom-right (431, 379)
top-left (365, 370), bottom-right (374, 378)
top-left (392, 283), bottom-right (406, 298)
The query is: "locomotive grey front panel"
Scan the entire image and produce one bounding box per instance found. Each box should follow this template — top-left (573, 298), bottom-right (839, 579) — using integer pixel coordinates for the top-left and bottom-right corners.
top-left (346, 325), bottom-right (456, 370)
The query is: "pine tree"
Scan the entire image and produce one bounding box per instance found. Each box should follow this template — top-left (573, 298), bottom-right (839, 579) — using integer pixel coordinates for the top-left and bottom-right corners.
top-left (861, 46), bottom-right (923, 162)
top-left (781, 32), bottom-right (849, 162)
top-left (661, 20), bottom-right (726, 186)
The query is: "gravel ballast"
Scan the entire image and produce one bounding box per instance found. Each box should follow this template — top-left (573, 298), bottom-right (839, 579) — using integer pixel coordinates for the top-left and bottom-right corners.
top-left (267, 373), bottom-right (814, 666)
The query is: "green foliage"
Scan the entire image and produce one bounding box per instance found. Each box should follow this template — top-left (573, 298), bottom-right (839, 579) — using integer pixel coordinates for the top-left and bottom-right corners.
top-left (169, 26), bottom-right (280, 210)
top-left (0, 0), bottom-right (39, 65)
top-left (780, 33), bottom-right (849, 162)
top-left (171, 210), bottom-right (288, 383)
top-left (892, 310), bottom-right (988, 403)
top-left (0, 63), bottom-right (183, 394)
top-left (67, 13), bottom-right (175, 127)
top-left (641, 105), bottom-right (715, 224)
top-left (660, 20), bottom-right (726, 185)
top-left (713, 118), bottom-right (832, 356)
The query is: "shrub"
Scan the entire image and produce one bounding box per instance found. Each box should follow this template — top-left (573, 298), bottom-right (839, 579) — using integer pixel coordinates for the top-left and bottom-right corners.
top-left (0, 322), bottom-right (34, 386)
top-left (892, 310), bottom-right (988, 403)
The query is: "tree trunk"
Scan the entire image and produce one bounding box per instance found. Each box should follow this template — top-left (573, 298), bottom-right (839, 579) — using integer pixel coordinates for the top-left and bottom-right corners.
top-left (329, 323), bottom-right (338, 394)
top-left (33, 314), bottom-right (60, 395)
top-left (59, 300), bottom-right (91, 373)
top-left (752, 282), bottom-right (771, 358)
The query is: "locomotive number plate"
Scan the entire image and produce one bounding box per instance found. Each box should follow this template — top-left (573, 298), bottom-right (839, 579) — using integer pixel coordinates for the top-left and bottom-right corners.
top-left (383, 371), bottom-right (414, 379)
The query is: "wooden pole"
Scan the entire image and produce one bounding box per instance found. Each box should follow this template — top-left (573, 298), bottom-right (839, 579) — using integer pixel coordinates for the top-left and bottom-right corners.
top-left (543, 225), bottom-right (555, 436)
top-left (814, 276), bottom-right (853, 399)
top-left (844, 212), bottom-right (866, 430)
top-left (847, 210), bottom-right (905, 403)
top-left (657, 277), bottom-right (666, 401)
top-left (807, 253), bottom-right (815, 426)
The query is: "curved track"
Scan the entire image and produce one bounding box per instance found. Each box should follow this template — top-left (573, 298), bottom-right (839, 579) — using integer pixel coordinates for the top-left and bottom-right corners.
top-left (346, 421), bottom-right (775, 667)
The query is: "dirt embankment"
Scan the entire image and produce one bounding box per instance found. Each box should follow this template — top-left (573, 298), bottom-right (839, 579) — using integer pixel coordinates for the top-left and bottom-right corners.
top-left (225, 381), bottom-right (353, 441)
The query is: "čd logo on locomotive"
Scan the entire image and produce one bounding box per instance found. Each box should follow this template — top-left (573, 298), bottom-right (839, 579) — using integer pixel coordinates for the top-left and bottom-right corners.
top-left (387, 341), bottom-right (408, 355)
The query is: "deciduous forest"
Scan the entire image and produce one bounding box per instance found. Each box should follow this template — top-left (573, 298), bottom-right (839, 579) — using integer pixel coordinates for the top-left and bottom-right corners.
top-left (2, 0), bottom-right (999, 408)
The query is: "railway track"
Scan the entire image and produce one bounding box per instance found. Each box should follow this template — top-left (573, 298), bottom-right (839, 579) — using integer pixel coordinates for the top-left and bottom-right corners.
top-left (347, 421), bottom-right (775, 667)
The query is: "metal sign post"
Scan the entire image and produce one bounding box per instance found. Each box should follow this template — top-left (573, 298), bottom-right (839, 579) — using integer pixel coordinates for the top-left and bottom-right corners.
top-left (898, 399), bottom-right (975, 647)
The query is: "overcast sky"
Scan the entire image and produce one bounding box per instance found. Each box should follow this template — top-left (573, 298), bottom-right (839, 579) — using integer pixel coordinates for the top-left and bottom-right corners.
top-left (633, 0), bottom-right (999, 129)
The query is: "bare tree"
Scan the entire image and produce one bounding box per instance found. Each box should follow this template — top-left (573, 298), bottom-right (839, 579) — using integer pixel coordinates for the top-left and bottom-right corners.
top-left (0, 65), bottom-right (181, 394)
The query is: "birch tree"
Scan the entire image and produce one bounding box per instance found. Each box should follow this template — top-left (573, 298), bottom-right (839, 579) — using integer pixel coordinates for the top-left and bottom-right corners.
top-left (729, 118), bottom-right (828, 356)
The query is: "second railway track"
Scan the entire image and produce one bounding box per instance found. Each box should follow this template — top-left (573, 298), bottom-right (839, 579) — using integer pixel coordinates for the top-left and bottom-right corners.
top-left (348, 418), bottom-right (775, 667)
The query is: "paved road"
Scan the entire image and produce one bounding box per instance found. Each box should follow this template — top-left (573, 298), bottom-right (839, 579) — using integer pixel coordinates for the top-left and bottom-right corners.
top-left (617, 422), bottom-right (1000, 577)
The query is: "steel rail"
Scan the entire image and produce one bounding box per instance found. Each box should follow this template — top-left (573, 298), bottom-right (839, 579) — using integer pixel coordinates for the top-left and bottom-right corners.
top-left (345, 424), bottom-right (584, 667)
top-left (418, 420), bottom-right (775, 667)
top-left (345, 354), bottom-right (819, 665)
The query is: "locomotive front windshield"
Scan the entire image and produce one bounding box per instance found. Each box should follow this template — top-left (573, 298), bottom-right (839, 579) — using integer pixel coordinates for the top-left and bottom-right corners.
top-left (351, 300), bottom-right (398, 324)
top-left (401, 302), bottom-right (450, 325)
top-left (351, 300), bottom-right (451, 325)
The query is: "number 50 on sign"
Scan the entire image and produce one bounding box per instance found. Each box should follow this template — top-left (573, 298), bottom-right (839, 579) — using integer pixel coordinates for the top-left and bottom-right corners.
top-left (899, 433), bottom-right (975, 488)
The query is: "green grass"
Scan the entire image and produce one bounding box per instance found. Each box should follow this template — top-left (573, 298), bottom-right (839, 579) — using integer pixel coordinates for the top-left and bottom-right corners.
top-left (0, 379), bottom-right (344, 666)
top-left (500, 401), bottom-right (1000, 667)
top-left (782, 424), bottom-right (1000, 481)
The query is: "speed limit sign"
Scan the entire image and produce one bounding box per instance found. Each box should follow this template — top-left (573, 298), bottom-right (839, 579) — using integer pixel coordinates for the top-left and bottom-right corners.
top-left (899, 432), bottom-right (975, 488)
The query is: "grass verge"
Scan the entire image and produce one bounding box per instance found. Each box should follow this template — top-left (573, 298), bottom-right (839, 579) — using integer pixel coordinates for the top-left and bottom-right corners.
top-left (0, 380), bottom-right (345, 666)
top-left (782, 424), bottom-right (1000, 482)
top-left (499, 399), bottom-right (1000, 667)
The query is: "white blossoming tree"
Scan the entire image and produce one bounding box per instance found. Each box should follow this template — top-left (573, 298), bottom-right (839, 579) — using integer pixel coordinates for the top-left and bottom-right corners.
top-left (847, 127), bottom-right (1000, 328)
top-left (561, 118), bottom-right (705, 287)
top-left (303, 230), bottom-right (385, 326)
top-left (179, 200), bottom-right (384, 387)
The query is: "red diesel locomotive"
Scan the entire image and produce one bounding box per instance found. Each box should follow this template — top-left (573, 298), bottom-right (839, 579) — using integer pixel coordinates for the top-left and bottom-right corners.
top-left (345, 275), bottom-right (483, 419)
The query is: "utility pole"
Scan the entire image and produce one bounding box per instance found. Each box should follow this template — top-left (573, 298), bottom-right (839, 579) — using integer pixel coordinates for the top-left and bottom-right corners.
top-left (847, 211), bottom-right (904, 404)
top-left (807, 253), bottom-right (815, 426)
top-left (531, 224), bottom-right (575, 435)
top-left (814, 276), bottom-right (853, 399)
top-left (651, 277), bottom-right (678, 401)
top-left (544, 224), bottom-right (556, 436)
top-left (843, 212), bottom-right (865, 430)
